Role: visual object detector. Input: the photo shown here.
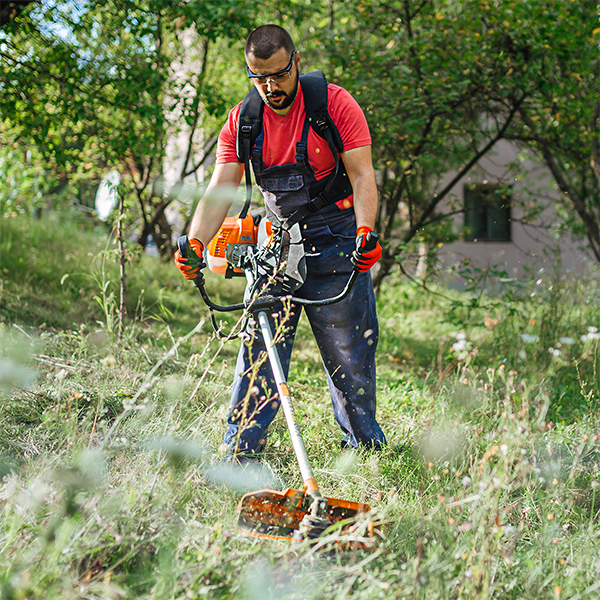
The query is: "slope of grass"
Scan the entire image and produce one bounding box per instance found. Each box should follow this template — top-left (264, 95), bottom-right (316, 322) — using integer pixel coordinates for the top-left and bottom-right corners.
top-left (1, 211), bottom-right (599, 599)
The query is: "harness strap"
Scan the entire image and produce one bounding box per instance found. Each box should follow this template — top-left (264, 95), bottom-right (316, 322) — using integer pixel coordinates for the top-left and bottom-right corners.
top-left (236, 71), bottom-right (352, 226)
top-left (239, 126), bottom-right (253, 220)
top-left (284, 119), bottom-right (346, 228)
top-left (237, 92), bottom-right (264, 219)
top-left (286, 71), bottom-right (348, 226)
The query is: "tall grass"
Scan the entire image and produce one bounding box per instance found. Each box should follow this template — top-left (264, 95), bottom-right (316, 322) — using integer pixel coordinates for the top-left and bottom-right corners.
top-left (1, 211), bottom-right (599, 599)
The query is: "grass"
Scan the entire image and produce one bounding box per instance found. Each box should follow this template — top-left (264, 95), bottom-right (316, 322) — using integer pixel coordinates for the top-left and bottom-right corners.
top-left (1, 210), bottom-right (600, 599)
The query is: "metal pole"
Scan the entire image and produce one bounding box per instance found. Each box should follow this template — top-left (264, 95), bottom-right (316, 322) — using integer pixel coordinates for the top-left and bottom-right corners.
top-left (256, 310), bottom-right (322, 499)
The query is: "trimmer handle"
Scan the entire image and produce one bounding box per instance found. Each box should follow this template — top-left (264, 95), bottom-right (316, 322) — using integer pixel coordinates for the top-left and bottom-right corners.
top-left (177, 235), bottom-right (206, 284)
top-left (178, 234), bottom-right (245, 313)
top-left (177, 235), bottom-right (190, 259)
top-left (180, 228), bottom-right (369, 315)
top-left (362, 231), bottom-right (379, 253)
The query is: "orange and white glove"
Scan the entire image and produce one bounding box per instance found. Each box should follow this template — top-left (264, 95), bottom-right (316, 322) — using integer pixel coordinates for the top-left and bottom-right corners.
top-left (174, 238), bottom-right (206, 280)
top-left (351, 226), bottom-right (382, 273)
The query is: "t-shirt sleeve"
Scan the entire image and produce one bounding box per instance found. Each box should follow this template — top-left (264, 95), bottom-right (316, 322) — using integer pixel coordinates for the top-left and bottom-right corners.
top-left (215, 103), bottom-right (242, 164)
top-left (327, 85), bottom-right (371, 152)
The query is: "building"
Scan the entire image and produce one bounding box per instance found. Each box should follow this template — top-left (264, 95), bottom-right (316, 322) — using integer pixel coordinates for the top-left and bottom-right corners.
top-left (435, 138), bottom-right (594, 287)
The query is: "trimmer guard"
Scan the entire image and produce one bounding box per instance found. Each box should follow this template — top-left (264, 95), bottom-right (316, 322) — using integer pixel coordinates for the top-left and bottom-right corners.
top-left (236, 487), bottom-right (371, 540)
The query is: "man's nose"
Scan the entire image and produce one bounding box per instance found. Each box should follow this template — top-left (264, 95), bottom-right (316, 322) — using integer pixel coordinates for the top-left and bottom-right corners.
top-left (266, 79), bottom-right (279, 92)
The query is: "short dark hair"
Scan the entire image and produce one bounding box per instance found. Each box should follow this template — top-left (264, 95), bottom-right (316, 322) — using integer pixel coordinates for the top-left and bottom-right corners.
top-left (245, 25), bottom-right (295, 60)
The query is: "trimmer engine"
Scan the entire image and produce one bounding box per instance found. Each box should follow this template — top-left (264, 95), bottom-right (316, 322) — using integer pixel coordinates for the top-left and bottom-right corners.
top-left (206, 214), bottom-right (259, 275)
top-left (206, 213), bottom-right (303, 293)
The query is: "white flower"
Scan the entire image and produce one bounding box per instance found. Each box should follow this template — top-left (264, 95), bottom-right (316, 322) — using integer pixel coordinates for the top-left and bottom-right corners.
top-left (588, 330), bottom-right (600, 340)
top-left (521, 334), bottom-right (539, 344)
top-left (452, 339), bottom-right (468, 351)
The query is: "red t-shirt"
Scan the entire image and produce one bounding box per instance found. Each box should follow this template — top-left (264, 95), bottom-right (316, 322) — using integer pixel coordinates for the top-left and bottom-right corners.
top-left (216, 82), bottom-right (371, 209)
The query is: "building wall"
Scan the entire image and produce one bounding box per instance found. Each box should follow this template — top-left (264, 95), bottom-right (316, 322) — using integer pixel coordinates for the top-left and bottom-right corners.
top-left (435, 138), bottom-right (593, 286)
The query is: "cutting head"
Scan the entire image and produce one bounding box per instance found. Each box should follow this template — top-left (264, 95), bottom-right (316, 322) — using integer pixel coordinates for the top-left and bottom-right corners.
top-left (236, 487), bottom-right (373, 543)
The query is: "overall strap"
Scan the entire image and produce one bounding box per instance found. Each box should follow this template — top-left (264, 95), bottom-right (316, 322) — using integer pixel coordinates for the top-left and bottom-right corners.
top-left (285, 71), bottom-right (348, 228)
top-left (294, 119), bottom-right (312, 165)
top-left (301, 71), bottom-right (344, 154)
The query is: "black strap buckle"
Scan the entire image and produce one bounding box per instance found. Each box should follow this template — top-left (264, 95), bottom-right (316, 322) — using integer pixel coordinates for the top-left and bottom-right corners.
top-left (314, 116), bottom-right (328, 131)
top-left (307, 195), bottom-right (327, 213)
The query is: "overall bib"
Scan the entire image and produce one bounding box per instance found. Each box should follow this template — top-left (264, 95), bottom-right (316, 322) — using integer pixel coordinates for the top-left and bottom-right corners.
top-left (223, 119), bottom-right (386, 457)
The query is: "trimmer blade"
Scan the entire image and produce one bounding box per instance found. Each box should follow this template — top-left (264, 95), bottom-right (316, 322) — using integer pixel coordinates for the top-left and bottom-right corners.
top-left (236, 487), bottom-right (371, 541)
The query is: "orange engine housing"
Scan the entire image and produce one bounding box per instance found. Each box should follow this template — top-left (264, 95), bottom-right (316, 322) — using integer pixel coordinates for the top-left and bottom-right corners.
top-left (207, 214), bottom-right (258, 275)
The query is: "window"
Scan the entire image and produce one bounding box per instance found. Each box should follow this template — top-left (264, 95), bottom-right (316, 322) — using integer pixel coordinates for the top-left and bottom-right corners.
top-left (464, 183), bottom-right (511, 242)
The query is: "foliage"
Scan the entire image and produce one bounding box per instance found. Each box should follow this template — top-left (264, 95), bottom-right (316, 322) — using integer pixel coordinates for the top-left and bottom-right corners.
top-left (500, 0), bottom-right (600, 260)
top-left (0, 0), bottom-right (260, 255)
top-left (2, 3), bottom-right (599, 593)
top-left (0, 211), bottom-right (104, 328)
top-left (0, 127), bottom-right (58, 217)
top-left (2, 0), bottom-right (597, 277)
top-left (0, 208), bottom-right (207, 332)
top-left (322, 0), bottom-right (599, 281)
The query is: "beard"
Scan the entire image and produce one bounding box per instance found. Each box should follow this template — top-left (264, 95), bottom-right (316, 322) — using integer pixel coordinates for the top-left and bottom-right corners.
top-left (261, 72), bottom-right (299, 111)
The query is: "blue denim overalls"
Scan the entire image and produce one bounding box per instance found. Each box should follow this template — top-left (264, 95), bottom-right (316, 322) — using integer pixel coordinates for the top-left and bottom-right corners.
top-left (223, 116), bottom-right (387, 457)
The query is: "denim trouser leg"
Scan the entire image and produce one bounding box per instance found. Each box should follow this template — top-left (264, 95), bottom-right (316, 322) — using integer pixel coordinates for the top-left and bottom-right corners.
top-left (223, 306), bottom-right (301, 456)
top-left (304, 271), bottom-right (386, 449)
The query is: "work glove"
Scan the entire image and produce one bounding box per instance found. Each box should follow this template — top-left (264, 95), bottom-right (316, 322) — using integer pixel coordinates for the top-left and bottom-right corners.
top-left (352, 226), bottom-right (382, 273)
top-left (174, 237), bottom-right (206, 280)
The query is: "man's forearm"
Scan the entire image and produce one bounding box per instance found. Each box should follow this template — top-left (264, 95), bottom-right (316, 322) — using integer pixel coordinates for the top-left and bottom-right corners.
top-left (352, 171), bottom-right (379, 231)
top-left (188, 162), bottom-right (244, 244)
top-left (189, 186), bottom-right (236, 245)
top-left (341, 145), bottom-right (379, 232)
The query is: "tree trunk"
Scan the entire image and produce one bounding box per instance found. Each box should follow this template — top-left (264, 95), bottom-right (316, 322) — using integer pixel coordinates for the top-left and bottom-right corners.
top-left (591, 100), bottom-right (600, 186)
top-left (117, 192), bottom-right (127, 341)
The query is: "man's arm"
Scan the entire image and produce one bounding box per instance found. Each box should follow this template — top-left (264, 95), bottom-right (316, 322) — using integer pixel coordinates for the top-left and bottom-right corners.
top-left (341, 145), bottom-right (378, 230)
top-left (188, 162), bottom-right (245, 245)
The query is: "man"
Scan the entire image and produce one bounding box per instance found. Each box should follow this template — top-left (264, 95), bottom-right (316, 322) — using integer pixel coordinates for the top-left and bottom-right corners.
top-left (176, 24), bottom-right (386, 460)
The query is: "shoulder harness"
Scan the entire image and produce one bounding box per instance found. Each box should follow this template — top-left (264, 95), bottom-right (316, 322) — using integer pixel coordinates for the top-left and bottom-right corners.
top-left (236, 71), bottom-right (353, 226)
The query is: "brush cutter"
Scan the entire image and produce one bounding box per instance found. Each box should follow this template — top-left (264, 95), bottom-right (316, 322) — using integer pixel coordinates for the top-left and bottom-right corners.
top-left (177, 218), bottom-right (378, 542)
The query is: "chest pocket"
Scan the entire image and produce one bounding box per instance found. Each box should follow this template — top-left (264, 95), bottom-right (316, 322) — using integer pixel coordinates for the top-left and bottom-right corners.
top-left (261, 173), bottom-right (304, 193)
top-left (257, 169), bottom-right (311, 219)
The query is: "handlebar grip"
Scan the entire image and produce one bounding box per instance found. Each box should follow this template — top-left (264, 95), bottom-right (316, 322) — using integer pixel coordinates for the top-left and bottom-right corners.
top-left (363, 231), bottom-right (379, 252)
top-left (177, 235), bottom-right (189, 258)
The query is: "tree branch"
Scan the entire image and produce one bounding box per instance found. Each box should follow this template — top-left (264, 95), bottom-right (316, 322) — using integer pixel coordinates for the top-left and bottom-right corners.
top-left (518, 106), bottom-right (600, 262)
top-left (592, 100), bottom-right (600, 187)
top-left (183, 135), bottom-right (218, 178)
top-left (400, 95), bottom-right (526, 246)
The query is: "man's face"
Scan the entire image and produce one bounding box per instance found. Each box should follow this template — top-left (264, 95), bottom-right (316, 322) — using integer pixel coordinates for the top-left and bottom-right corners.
top-left (246, 47), bottom-right (300, 113)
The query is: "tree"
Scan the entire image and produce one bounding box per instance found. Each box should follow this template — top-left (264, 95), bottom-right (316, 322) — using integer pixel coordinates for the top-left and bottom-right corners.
top-left (0, 0), bottom-right (257, 255)
top-left (0, 0), bottom-right (34, 28)
top-left (498, 0), bottom-right (600, 261)
top-left (323, 0), bottom-right (599, 284)
top-left (5, 0), bottom-right (595, 281)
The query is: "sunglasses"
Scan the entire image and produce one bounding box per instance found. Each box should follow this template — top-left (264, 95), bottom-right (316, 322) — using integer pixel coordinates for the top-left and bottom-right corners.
top-left (246, 51), bottom-right (296, 85)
